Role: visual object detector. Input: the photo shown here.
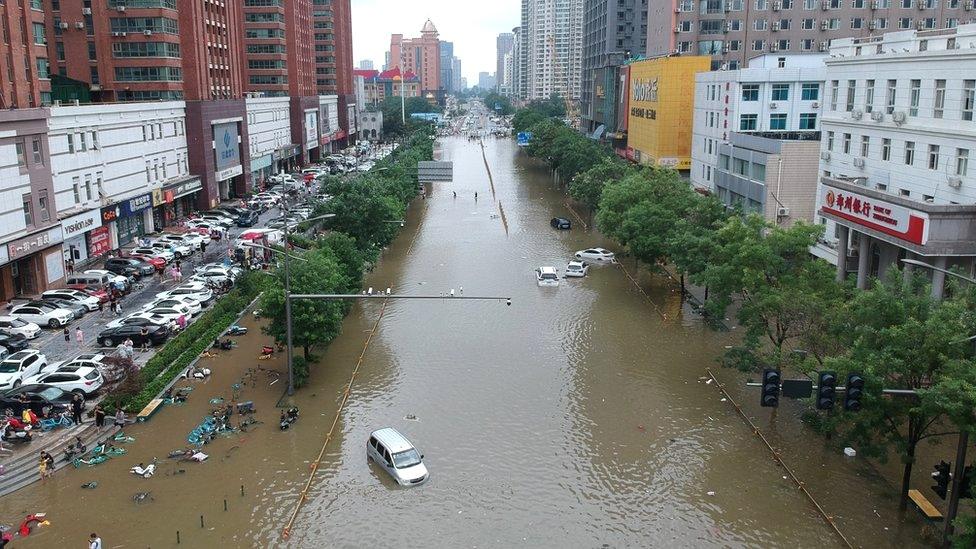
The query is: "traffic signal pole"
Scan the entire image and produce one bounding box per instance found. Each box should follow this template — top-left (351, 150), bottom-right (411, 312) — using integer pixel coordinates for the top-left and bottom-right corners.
top-left (943, 431), bottom-right (969, 548)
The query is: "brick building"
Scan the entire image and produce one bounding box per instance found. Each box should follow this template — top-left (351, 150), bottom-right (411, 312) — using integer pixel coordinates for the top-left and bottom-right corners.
top-left (0, 1), bottom-right (51, 108)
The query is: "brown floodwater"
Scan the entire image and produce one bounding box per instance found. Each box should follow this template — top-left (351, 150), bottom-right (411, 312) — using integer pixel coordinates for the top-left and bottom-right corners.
top-left (0, 133), bottom-right (937, 548)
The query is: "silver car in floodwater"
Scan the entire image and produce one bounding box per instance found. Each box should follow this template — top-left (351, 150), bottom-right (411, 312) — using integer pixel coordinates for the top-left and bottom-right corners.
top-left (366, 427), bottom-right (429, 486)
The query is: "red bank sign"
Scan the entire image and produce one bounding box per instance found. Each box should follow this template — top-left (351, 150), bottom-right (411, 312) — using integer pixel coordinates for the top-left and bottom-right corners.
top-left (818, 184), bottom-right (929, 245)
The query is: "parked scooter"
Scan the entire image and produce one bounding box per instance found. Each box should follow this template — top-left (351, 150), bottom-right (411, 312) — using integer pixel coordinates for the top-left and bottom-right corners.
top-left (279, 407), bottom-right (299, 430)
top-left (2, 423), bottom-right (32, 443)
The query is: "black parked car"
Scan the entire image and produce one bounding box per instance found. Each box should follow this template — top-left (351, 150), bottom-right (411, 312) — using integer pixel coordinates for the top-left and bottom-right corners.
top-left (550, 217), bottom-right (572, 230)
top-left (97, 324), bottom-right (170, 348)
top-left (105, 257), bottom-right (155, 278)
top-left (236, 209), bottom-right (260, 227)
top-left (0, 333), bottom-right (29, 353)
top-left (0, 384), bottom-right (76, 416)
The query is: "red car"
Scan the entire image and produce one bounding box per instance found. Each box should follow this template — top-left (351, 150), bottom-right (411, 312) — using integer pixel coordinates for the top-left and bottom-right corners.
top-left (67, 284), bottom-right (110, 303)
top-left (128, 253), bottom-right (166, 271)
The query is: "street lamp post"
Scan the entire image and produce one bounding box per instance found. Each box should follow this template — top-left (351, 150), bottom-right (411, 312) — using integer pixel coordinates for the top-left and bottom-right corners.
top-left (900, 257), bottom-right (975, 548)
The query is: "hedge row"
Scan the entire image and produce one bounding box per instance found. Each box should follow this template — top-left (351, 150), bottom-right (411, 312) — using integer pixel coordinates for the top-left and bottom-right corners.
top-left (102, 272), bottom-right (265, 413)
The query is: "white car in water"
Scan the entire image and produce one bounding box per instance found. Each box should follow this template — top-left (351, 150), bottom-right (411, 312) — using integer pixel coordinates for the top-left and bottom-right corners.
top-left (574, 248), bottom-right (616, 264)
top-left (564, 260), bottom-right (589, 278)
top-left (536, 266), bottom-right (560, 287)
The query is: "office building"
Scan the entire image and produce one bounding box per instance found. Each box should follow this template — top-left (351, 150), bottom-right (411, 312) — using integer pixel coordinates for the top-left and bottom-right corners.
top-left (440, 41), bottom-right (455, 94)
top-left (478, 72), bottom-right (496, 90)
top-left (518, 0), bottom-right (584, 101)
top-left (359, 60), bottom-right (374, 70)
top-left (814, 25), bottom-right (976, 298)
top-left (496, 32), bottom-right (514, 92)
top-left (243, 0), bottom-right (315, 97)
top-left (580, 0), bottom-right (648, 135)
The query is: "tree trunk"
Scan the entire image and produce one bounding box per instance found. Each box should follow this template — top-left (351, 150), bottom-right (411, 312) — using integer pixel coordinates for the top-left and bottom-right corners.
top-left (704, 285), bottom-right (709, 302)
top-left (303, 345), bottom-right (310, 361)
top-left (680, 272), bottom-right (686, 297)
top-left (900, 442), bottom-right (917, 512)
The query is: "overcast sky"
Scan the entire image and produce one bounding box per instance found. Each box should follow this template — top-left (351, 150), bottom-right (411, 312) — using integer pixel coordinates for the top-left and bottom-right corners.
top-left (351, 0), bottom-right (519, 83)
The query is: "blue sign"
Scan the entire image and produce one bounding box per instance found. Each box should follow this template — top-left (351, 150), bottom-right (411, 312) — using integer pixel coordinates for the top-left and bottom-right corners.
top-left (517, 132), bottom-right (533, 146)
top-left (213, 122), bottom-right (240, 170)
top-left (121, 193), bottom-right (153, 217)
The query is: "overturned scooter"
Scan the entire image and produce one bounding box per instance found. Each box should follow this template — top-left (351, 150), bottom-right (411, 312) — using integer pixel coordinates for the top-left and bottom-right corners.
top-left (279, 407), bottom-right (299, 430)
top-left (130, 457), bottom-right (158, 478)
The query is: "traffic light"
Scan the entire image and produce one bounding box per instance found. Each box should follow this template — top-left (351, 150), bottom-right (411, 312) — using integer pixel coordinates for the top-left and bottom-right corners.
top-left (844, 373), bottom-right (865, 412)
top-left (817, 371), bottom-right (837, 410)
top-left (932, 460), bottom-right (952, 500)
top-left (761, 368), bottom-right (781, 408)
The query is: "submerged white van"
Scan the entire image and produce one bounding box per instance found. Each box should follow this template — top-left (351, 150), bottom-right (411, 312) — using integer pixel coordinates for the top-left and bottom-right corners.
top-left (366, 427), bottom-right (429, 486)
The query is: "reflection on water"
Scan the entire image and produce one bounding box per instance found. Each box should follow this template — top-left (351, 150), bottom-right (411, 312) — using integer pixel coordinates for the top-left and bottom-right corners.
top-left (0, 136), bottom-right (932, 548)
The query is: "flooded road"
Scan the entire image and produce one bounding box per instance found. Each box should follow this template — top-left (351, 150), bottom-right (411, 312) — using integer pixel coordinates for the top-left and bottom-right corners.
top-left (0, 135), bottom-right (933, 548)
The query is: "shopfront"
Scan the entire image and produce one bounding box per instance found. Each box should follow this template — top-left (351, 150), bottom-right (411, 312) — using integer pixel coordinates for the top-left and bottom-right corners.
top-left (250, 154), bottom-right (273, 190)
top-left (60, 209), bottom-right (102, 265)
top-left (152, 178), bottom-right (203, 228)
top-left (0, 226), bottom-right (65, 299)
top-left (272, 144), bottom-right (300, 174)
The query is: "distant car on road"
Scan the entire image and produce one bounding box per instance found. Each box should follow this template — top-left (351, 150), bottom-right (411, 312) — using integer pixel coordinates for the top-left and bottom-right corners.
top-left (38, 298), bottom-right (87, 319)
top-left (127, 252), bottom-right (166, 271)
top-left (50, 353), bottom-right (121, 383)
top-left (550, 217), bottom-right (572, 230)
top-left (133, 247), bottom-right (174, 263)
top-left (574, 248), bottom-right (616, 264)
top-left (536, 266), bottom-right (560, 287)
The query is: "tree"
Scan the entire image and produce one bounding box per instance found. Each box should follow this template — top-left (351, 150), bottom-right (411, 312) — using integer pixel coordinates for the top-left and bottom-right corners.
top-left (570, 158), bottom-right (635, 212)
top-left (316, 232), bottom-right (367, 293)
top-left (317, 179), bottom-right (405, 249)
top-left (259, 246), bottom-right (348, 366)
top-left (512, 109), bottom-right (545, 134)
top-left (380, 96), bottom-right (440, 136)
top-left (483, 92), bottom-right (514, 115)
top-left (816, 275), bottom-right (976, 511)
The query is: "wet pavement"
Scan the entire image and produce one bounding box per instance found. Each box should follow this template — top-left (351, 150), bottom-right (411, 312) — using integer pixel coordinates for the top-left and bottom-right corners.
top-left (0, 131), bottom-right (937, 547)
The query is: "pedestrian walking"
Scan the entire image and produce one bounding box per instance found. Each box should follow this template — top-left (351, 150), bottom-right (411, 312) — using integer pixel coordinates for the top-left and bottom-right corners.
top-left (113, 301), bottom-right (122, 316)
top-left (109, 293), bottom-right (116, 312)
top-left (94, 404), bottom-right (106, 427)
top-left (124, 337), bottom-right (133, 356)
top-left (97, 300), bottom-right (104, 316)
top-left (38, 451), bottom-right (52, 480)
top-left (474, 192), bottom-right (478, 200)
top-left (75, 327), bottom-right (84, 347)
top-left (175, 267), bottom-right (182, 283)
top-left (176, 313), bottom-right (187, 331)
top-left (453, 191), bottom-right (457, 198)
top-left (63, 327), bottom-right (70, 346)
top-left (114, 408), bottom-right (126, 427)
top-left (140, 327), bottom-right (149, 352)
top-left (71, 393), bottom-right (84, 425)
top-left (66, 258), bottom-right (74, 274)
top-left (89, 532), bottom-right (103, 549)
top-left (201, 241), bottom-right (207, 255)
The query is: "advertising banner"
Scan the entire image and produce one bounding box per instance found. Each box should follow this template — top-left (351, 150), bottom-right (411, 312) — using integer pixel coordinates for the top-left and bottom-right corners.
top-left (213, 122), bottom-right (241, 170)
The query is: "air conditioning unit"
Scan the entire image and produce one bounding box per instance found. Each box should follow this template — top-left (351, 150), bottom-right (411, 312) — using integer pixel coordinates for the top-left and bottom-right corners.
top-left (821, 151), bottom-right (831, 161)
top-left (74, 21), bottom-right (85, 29)
top-left (966, 0), bottom-right (974, 10)
top-left (811, 101), bottom-right (820, 108)
top-left (821, 0), bottom-right (830, 9)
top-left (819, 41), bottom-right (830, 51)
top-left (892, 110), bottom-right (907, 124)
top-left (111, 31), bottom-right (124, 37)
top-left (144, 29), bottom-right (152, 36)
top-left (868, 21), bottom-right (877, 30)
top-left (916, 0), bottom-right (926, 8)
top-left (853, 157), bottom-right (865, 168)
top-left (82, 7), bottom-right (92, 14)
top-left (851, 109), bottom-right (863, 119)
top-left (58, 22), bottom-right (68, 29)
top-left (673, 25), bottom-right (680, 32)
top-left (770, 102), bottom-right (779, 109)
top-left (871, 111), bottom-right (884, 121)
top-left (871, 0), bottom-right (880, 7)
top-left (721, 46), bottom-right (730, 54)
top-left (772, 21), bottom-right (781, 31)
top-left (777, 206), bottom-right (790, 217)
top-left (916, 18), bottom-right (926, 28)
top-left (821, 20), bottom-right (830, 30)
top-left (770, 44), bottom-right (780, 51)
top-left (725, 1), bottom-right (734, 12)
top-left (725, 21), bottom-right (733, 32)
top-left (116, 5), bottom-right (126, 11)
top-left (773, 0), bottom-right (782, 9)
top-left (674, 6), bottom-right (681, 12)
top-left (947, 176), bottom-right (963, 188)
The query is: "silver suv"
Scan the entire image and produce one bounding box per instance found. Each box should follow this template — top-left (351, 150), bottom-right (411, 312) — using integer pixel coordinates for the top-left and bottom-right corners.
top-left (366, 428), bottom-right (428, 486)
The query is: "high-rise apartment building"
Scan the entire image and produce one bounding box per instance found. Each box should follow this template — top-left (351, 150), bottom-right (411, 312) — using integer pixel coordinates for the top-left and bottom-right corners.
top-left (389, 20), bottom-right (442, 98)
top-left (440, 41), bottom-right (454, 94)
top-left (496, 32), bottom-right (514, 92)
top-left (518, 0), bottom-right (584, 101)
top-left (313, 0), bottom-right (353, 96)
top-left (646, 0), bottom-right (971, 70)
top-left (359, 60), bottom-right (374, 70)
top-left (451, 57), bottom-right (462, 93)
top-left (243, 0), bottom-right (315, 97)
top-left (512, 26), bottom-right (524, 99)
top-left (0, 1), bottom-right (50, 108)
top-left (580, 0), bottom-right (648, 134)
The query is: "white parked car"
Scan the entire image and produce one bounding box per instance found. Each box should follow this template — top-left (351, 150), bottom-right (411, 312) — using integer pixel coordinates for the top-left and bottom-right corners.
top-left (133, 308), bottom-right (184, 324)
top-left (133, 246), bottom-right (175, 263)
top-left (144, 296), bottom-right (201, 315)
top-left (536, 266), bottom-right (560, 287)
top-left (25, 363), bottom-right (103, 397)
top-left (81, 269), bottom-right (133, 291)
top-left (105, 312), bottom-right (173, 330)
top-left (141, 301), bottom-right (194, 318)
top-left (0, 350), bottom-right (48, 390)
top-left (155, 235), bottom-right (196, 256)
top-left (41, 289), bottom-right (100, 311)
top-left (0, 316), bottom-right (41, 339)
top-left (574, 248), bottom-right (616, 264)
top-left (10, 303), bottom-right (73, 328)
top-left (156, 284), bottom-right (213, 304)
top-left (186, 220), bottom-right (227, 235)
top-left (565, 260), bottom-right (589, 278)
top-left (50, 353), bottom-right (120, 383)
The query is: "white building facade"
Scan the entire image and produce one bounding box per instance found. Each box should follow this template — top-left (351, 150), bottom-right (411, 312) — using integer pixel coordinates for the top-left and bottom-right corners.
top-left (245, 97), bottom-right (293, 185)
top-left (814, 25), bottom-right (976, 298)
top-left (691, 54), bottom-right (826, 192)
top-left (48, 102), bottom-right (194, 258)
top-left (520, 0), bottom-right (584, 101)
top-left (318, 95), bottom-right (342, 152)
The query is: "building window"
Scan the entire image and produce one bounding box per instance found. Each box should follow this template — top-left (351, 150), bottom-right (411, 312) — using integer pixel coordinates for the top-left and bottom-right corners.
top-left (830, 80), bottom-right (838, 110)
top-left (928, 144), bottom-right (940, 170)
top-left (72, 177), bottom-right (80, 204)
top-left (79, 132), bottom-right (87, 151)
top-left (91, 131), bottom-right (98, 150)
top-left (740, 114), bottom-right (758, 130)
top-left (32, 22), bottom-right (45, 45)
top-left (84, 175), bottom-right (92, 201)
top-left (827, 131), bottom-right (835, 151)
top-left (755, 19), bottom-right (768, 30)
top-left (934, 79), bottom-right (946, 119)
top-left (905, 141), bottom-right (915, 165)
top-left (37, 190), bottom-right (49, 222)
top-left (885, 79), bottom-right (897, 114)
top-left (860, 135), bottom-right (870, 157)
top-left (882, 138), bottom-right (891, 161)
top-left (771, 83), bottom-right (789, 101)
top-left (770, 113), bottom-right (787, 129)
top-left (31, 138), bottom-right (41, 165)
top-left (753, 39), bottom-right (766, 51)
top-left (799, 112), bottom-right (817, 129)
top-left (22, 197), bottom-right (32, 227)
top-left (956, 148), bottom-right (969, 176)
top-left (864, 80), bottom-right (875, 112)
top-left (15, 141), bottom-right (25, 167)
top-left (801, 83), bottom-right (819, 101)
top-left (909, 79), bottom-right (920, 116)
top-left (741, 84), bottom-right (760, 101)
top-left (845, 80), bottom-right (856, 112)
top-left (964, 80), bottom-right (975, 122)
top-left (843, 133), bottom-right (851, 154)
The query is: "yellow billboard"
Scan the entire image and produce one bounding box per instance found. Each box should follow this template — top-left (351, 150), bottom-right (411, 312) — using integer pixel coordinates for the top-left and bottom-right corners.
top-left (626, 56), bottom-right (711, 171)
